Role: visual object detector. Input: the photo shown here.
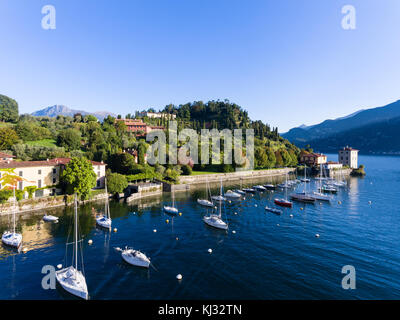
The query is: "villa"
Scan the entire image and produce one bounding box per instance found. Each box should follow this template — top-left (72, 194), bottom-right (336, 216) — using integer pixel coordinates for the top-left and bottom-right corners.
top-left (299, 152), bottom-right (327, 167)
top-left (339, 146), bottom-right (359, 169)
top-left (0, 158), bottom-right (106, 198)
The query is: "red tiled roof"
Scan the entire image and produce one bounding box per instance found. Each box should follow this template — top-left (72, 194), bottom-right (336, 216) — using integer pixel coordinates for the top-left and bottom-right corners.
top-left (0, 158), bottom-right (105, 169)
top-left (0, 152), bottom-right (15, 158)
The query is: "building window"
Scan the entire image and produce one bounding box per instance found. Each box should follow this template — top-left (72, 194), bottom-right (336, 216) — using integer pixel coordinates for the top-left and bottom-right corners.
top-left (19, 171), bottom-right (23, 177)
top-left (53, 178), bottom-right (56, 184)
top-left (97, 171), bottom-right (100, 177)
top-left (38, 169), bottom-right (42, 175)
top-left (97, 180), bottom-right (100, 188)
top-left (53, 168), bottom-right (57, 174)
top-left (18, 181), bottom-right (23, 190)
top-left (38, 179), bottom-right (42, 188)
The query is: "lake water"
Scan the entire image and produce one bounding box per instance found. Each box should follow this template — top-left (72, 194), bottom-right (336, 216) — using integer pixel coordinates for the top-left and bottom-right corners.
top-left (1, 154), bottom-right (400, 299)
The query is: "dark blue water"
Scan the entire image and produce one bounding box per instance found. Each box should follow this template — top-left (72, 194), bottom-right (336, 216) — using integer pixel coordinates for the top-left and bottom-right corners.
top-left (1, 154), bottom-right (400, 299)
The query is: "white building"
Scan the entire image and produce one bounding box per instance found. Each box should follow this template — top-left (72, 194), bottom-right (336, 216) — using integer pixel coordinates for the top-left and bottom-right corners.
top-left (338, 147), bottom-right (359, 169)
top-left (323, 161), bottom-right (343, 170)
top-left (0, 158), bottom-right (106, 198)
top-left (138, 111), bottom-right (176, 119)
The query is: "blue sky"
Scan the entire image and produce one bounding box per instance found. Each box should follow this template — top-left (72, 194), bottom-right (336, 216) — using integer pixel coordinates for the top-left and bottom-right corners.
top-left (0, 0), bottom-right (399, 132)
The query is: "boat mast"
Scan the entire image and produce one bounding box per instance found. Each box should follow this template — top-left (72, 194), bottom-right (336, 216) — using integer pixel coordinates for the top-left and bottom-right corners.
top-left (104, 176), bottom-right (109, 219)
top-left (74, 193), bottom-right (78, 270)
top-left (304, 164), bottom-right (307, 193)
top-left (13, 185), bottom-right (16, 234)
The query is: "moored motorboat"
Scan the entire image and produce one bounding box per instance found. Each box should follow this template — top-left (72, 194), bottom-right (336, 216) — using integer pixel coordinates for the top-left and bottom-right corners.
top-left (253, 185), bottom-right (267, 191)
top-left (224, 190), bottom-right (242, 199)
top-left (263, 184), bottom-right (276, 190)
top-left (265, 206), bottom-right (283, 215)
top-left (243, 188), bottom-right (256, 193)
top-left (43, 214), bottom-right (59, 222)
top-left (233, 189), bottom-right (246, 195)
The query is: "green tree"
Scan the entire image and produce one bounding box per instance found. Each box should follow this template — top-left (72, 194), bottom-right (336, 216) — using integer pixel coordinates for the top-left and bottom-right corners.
top-left (0, 127), bottom-right (19, 149)
top-left (108, 152), bottom-right (138, 174)
top-left (57, 128), bottom-right (82, 151)
top-left (106, 172), bottom-right (128, 194)
top-left (181, 164), bottom-right (192, 175)
top-left (0, 94), bottom-right (19, 122)
top-left (255, 147), bottom-right (268, 168)
top-left (61, 157), bottom-right (97, 200)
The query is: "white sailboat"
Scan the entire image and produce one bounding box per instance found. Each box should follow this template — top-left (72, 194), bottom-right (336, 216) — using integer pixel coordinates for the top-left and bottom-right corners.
top-left (96, 177), bottom-right (112, 229)
top-left (203, 197), bottom-right (228, 230)
top-left (163, 188), bottom-right (179, 214)
top-left (116, 246), bottom-right (151, 268)
top-left (43, 214), bottom-right (59, 222)
top-left (197, 178), bottom-right (214, 207)
top-left (2, 186), bottom-right (22, 249)
top-left (274, 172), bottom-right (293, 208)
top-left (290, 165), bottom-right (316, 203)
top-left (224, 190), bottom-right (242, 199)
top-left (234, 178), bottom-right (246, 195)
top-left (211, 178), bottom-right (227, 201)
top-left (313, 164), bottom-right (332, 201)
top-left (56, 194), bottom-right (88, 300)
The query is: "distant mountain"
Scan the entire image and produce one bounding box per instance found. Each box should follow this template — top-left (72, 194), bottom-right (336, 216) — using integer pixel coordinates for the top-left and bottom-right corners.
top-left (306, 116), bottom-right (400, 154)
top-left (282, 100), bottom-right (400, 146)
top-left (31, 105), bottom-right (116, 121)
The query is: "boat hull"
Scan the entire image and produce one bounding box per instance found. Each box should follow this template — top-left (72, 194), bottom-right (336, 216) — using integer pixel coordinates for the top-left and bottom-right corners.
top-left (274, 199), bottom-right (292, 208)
top-left (197, 199), bottom-right (214, 207)
top-left (2, 232), bottom-right (22, 248)
top-left (43, 215), bottom-right (59, 222)
top-left (96, 216), bottom-right (112, 229)
top-left (121, 250), bottom-right (150, 268)
top-left (203, 215), bottom-right (228, 230)
top-left (56, 266), bottom-right (88, 300)
top-left (163, 206), bottom-right (179, 215)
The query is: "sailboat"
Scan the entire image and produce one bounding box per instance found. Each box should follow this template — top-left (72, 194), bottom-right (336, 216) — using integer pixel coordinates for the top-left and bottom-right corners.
top-left (116, 246), bottom-right (151, 268)
top-left (234, 179), bottom-right (246, 195)
top-left (96, 177), bottom-right (112, 229)
top-left (312, 164), bottom-right (331, 201)
top-left (56, 194), bottom-right (88, 300)
top-left (2, 186), bottom-right (22, 249)
top-left (43, 214), bottom-right (59, 222)
top-left (274, 172), bottom-right (293, 208)
top-left (290, 165), bottom-right (316, 203)
top-left (197, 178), bottom-right (214, 207)
top-left (211, 178), bottom-right (227, 201)
top-left (203, 196), bottom-right (228, 230)
top-left (163, 188), bottom-right (179, 214)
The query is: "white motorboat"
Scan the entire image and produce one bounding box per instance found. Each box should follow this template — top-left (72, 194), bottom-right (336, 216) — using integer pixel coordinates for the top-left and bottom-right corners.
top-left (164, 188), bottom-right (179, 214)
top-left (56, 194), bottom-right (88, 300)
top-left (43, 214), bottom-right (59, 222)
top-left (2, 187), bottom-right (22, 249)
top-left (197, 179), bottom-right (214, 207)
top-left (243, 188), bottom-right (256, 193)
top-left (234, 189), bottom-right (246, 195)
top-left (263, 184), bottom-right (276, 190)
top-left (120, 247), bottom-right (150, 268)
top-left (224, 190), bottom-right (241, 199)
top-left (253, 185), bottom-right (267, 191)
top-left (96, 176), bottom-right (112, 229)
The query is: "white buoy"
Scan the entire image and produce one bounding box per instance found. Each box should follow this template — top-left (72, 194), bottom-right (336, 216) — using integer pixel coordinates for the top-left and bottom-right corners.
top-left (153, 229), bottom-right (157, 233)
top-left (368, 201), bottom-right (372, 205)
top-left (243, 197), bottom-right (246, 200)
top-left (232, 230), bottom-right (236, 234)
top-left (113, 228), bottom-right (117, 232)
top-left (234, 212), bottom-right (237, 215)
top-left (176, 274), bottom-right (183, 280)
top-left (22, 247), bottom-right (28, 253)
top-left (88, 239), bottom-right (93, 245)
top-left (277, 224), bottom-right (280, 226)
top-left (208, 248), bottom-right (213, 253)
top-left (255, 204), bottom-right (258, 207)
top-left (214, 206), bottom-right (217, 209)
top-left (290, 214), bottom-right (293, 218)
top-left (315, 233), bottom-right (320, 238)
top-left (228, 200), bottom-right (231, 204)
top-left (57, 264), bottom-right (62, 269)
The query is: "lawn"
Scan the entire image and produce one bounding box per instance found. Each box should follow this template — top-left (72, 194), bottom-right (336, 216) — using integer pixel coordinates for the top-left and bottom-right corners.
top-left (191, 171), bottom-right (220, 175)
top-left (25, 139), bottom-right (57, 148)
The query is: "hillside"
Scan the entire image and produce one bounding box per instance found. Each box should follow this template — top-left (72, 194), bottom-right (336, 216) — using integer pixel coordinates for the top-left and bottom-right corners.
top-left (306, 116), bottom-right (400, 154)
top-left (31, 105), bottom-right (116, 121)
top-left (282, 100), bottom-right (400, 146)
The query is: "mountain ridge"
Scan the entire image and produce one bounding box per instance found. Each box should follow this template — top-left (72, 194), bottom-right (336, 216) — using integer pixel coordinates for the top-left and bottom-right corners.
top-left (31, 105), bottom-right (116, 121)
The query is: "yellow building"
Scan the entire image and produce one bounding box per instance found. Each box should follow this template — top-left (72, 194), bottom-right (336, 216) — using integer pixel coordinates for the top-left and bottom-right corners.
top-left (0, 157), bottom-right (106, 198)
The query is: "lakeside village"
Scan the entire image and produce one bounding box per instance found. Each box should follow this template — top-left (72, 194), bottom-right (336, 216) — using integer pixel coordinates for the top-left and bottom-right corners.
top-left (0, 106), bottom-right (366, 299)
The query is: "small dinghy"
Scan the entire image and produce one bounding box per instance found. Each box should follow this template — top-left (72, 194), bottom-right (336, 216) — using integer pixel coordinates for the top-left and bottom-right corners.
top-left (253, 185), bottom-right (267, 191)
top-left (96, 177), bottom-right (112, 229)
top-left (117, 246), bottom-right (150, 268)
top-left (43, 214), bottom-right (59, 222)
top-left (265, 206), bottom-right (283, 215)
top-left (264, 184), bottom-right (276, 190)
top-left (2, 187), bottom-right (22, 249)
top-left (56, 194), bottom-right (88, 300)
top-left (224, 190), bottom-right (241, 199)
top-left (274, 198), bottom-right (293, 208)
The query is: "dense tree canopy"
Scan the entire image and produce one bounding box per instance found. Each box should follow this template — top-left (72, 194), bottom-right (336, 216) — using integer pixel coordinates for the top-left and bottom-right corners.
top-left (0, 95), bottom-right (19, 122)
top-left (0, 127), bottom-right (19, 149)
